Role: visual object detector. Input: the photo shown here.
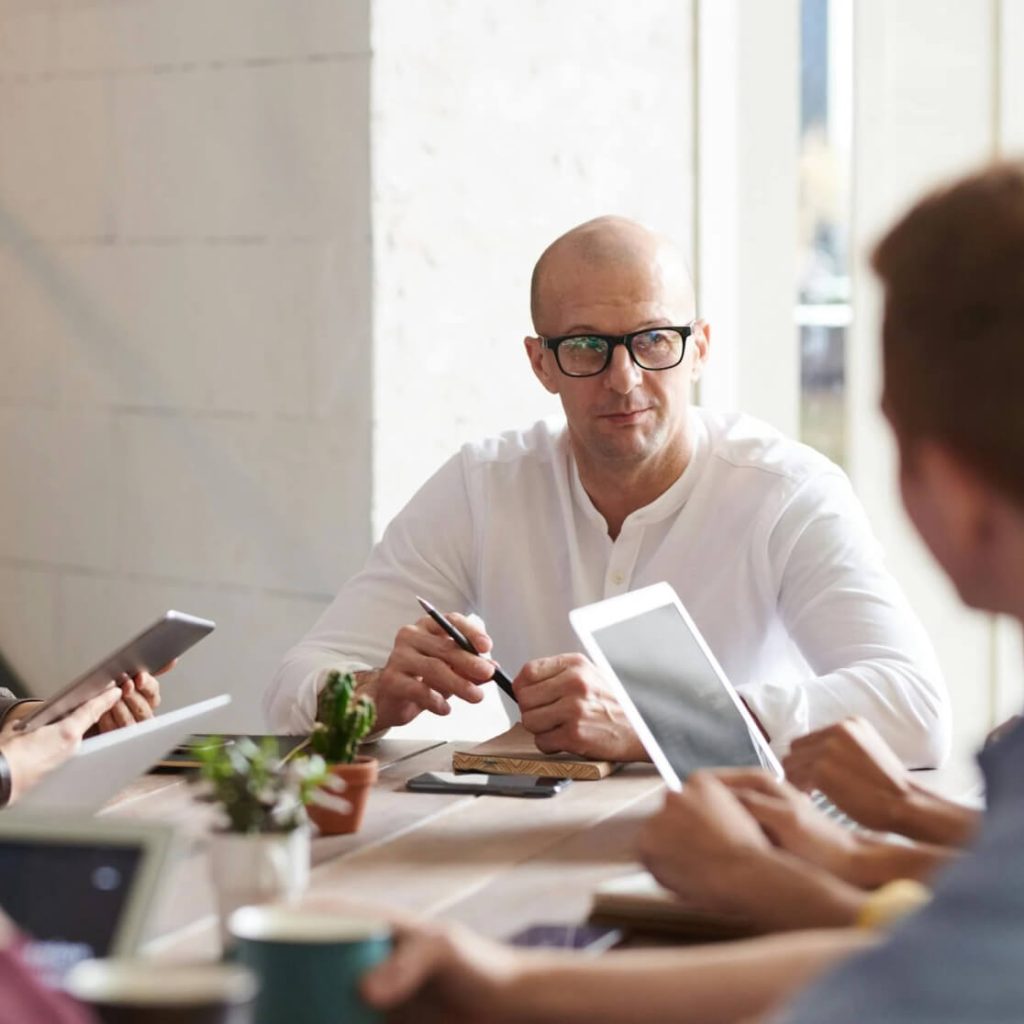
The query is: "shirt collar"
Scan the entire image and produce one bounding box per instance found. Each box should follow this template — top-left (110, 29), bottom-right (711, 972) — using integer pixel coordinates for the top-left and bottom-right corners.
top-left (567, 409), bottom-right (708, 531)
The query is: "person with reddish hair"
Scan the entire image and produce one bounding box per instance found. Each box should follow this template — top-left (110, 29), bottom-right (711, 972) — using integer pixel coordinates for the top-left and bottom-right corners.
top-left (360, 162), bottom-right (1024, 1023)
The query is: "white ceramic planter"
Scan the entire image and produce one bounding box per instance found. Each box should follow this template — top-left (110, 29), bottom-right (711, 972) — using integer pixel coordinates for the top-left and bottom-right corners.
top-left (209, 828), bottom-right (311, 946)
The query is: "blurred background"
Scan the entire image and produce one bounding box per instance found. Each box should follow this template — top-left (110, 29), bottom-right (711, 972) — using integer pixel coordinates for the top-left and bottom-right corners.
top-left (0, 0), bottom-right (1020, 764)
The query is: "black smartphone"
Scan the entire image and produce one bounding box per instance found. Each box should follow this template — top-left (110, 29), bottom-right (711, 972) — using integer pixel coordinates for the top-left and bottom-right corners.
top-left (507, 923), bottom-right (624, 952)
top-left (406, 771), bottom-right (570, 798)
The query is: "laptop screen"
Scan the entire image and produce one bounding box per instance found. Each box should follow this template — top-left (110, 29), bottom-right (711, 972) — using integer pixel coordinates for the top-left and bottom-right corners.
top-left (0, 838), bottom-right (144, 980)
top-left (592, 602), bottom-right (768, 780)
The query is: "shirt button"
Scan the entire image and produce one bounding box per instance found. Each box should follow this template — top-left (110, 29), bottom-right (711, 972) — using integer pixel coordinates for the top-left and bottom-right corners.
top-left (610, 571), bottom-right (625, 586)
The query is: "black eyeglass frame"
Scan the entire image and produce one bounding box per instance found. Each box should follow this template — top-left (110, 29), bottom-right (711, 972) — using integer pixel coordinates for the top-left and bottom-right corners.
top-left (539, 323), bottom-right (696, 377)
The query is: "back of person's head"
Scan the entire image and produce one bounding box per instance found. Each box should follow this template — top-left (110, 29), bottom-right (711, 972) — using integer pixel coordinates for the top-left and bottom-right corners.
top-left (873, 161), bottom-right (1024, 508)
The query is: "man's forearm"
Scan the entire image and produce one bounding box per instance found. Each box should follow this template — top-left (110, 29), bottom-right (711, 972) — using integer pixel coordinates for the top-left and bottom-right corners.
top-left (499, 929), bottom-right (875, 1024)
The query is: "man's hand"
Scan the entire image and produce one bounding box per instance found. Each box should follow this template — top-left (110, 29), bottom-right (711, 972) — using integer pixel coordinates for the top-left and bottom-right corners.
top-left (713, 768), bottom-right (862, 884)
top-left (355, 614), bottom-right (499, 731)
top-left (95, 670), bottom-right (164, 734)
top-left (783, 717), bottom-right (911, 833)
top-left (513, 653), bottom-right (646, 761)
top-left (0, 687), bottom-right (122, 803)
top-left (362, 921), bottom-right (522, 1024)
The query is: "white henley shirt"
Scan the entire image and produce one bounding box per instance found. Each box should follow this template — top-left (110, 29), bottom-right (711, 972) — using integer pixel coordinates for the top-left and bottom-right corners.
top-left (266, 408), bottom-right (950, 766)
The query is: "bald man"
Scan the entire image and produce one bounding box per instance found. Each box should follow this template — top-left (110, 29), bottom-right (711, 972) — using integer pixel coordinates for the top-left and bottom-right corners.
top-left (267, 217), bottom-right (948, 766)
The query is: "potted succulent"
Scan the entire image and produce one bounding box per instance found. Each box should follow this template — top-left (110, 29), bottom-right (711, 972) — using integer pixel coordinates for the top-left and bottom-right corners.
top-left (307, 671), bottom-right (379, 835)
top-left (194, 736), bottom-right (343, 942)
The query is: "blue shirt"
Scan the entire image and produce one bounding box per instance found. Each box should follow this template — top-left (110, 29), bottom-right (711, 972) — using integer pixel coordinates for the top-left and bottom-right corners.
top-left (778, 718), bottom-right (1024, 1023)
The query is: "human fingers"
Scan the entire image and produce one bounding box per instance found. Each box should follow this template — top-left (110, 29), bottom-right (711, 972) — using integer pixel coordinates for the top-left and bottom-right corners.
top-left (133, 672), bottom-right (162, 709)
top-left (398, 623), bottom-right (495, 686)
top-left (64, 686), bottom-right (124, 738)
top-left (712, 767), bottom-right (790, 797)
top-left (445, 612), bottom-right (494, 656)
top-left (513, 654), bottom-right (593, 704)
top-left (104, 699), bottom-right (136, 731)
top-left (379, 671), bottom-right (452, 717)
top-left (362, 925), bottom-right (448, 1009)
top-left (388, 646), bottom-right (486, 705)
top-left (154, 659), bottom-right (177, 677)
top-left (118, 685), bottom-right (155, 723)
top-left (733, 788), bottom-right (797, 842)
top-left (782, 749), bottom-right (820, 790)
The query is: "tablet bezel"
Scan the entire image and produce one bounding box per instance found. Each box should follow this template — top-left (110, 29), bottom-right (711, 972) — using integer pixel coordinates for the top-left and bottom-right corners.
top-left (17, 610), bottom-right (216, 734)
top-left (0, 812), bottom-right (176, 957)
top-left (569, 581), bottom-right (783, 791)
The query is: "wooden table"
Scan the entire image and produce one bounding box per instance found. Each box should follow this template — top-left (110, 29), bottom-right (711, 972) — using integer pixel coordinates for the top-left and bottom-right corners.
top-left (106, 739), bottom-right (668, 959)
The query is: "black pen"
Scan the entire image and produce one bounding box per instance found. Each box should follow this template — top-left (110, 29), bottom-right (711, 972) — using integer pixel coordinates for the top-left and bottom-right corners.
top-left (415, 595), bottom-right (518, 704)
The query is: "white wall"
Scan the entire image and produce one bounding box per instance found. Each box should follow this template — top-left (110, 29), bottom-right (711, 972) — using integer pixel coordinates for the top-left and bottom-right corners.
top-left (371, 0), bottom-right (695, 532)
top-left (0, 0), bottom-right (373, 731)
top-left (847, 0), bottom-right (1005, 758)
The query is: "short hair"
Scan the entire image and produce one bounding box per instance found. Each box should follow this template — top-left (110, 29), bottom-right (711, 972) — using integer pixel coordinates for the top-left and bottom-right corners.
top-left (873, 161), bottom-right (1024, 505)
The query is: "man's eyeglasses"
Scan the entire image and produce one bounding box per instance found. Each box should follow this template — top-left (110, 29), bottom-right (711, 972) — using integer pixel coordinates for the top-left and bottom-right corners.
top-left (540, 324), bottom-right (694, 378)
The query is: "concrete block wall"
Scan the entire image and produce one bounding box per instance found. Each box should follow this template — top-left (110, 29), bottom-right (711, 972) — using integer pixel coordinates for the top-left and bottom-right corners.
top-left (0, 0), bottom-right (373, 730)
top-left (0, 0), bottom-right (696, 735)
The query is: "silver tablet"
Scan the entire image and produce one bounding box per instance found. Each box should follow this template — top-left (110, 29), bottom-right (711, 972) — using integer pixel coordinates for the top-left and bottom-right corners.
top-left (17, 610), bottom-right (216, 734)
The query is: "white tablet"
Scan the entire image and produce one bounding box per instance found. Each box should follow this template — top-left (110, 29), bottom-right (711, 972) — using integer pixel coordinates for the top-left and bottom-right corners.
top-left (570, 582), bottom-right (782, 790)
top-left (16, 694), bottom-right (231, 813)
top-left (0, 813), bottom-right (174, 980)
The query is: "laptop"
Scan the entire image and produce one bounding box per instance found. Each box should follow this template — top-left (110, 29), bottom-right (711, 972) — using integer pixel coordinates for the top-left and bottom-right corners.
top-left (15, 694), bottom-right (231, 813)
top-left (0, 813), bottom-right (174, 981)
top-left (569, 582), bottom-right (783, 790)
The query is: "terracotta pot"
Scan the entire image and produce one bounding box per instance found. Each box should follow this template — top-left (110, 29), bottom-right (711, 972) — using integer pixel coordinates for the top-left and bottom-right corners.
top-left (307, 755), bottom-right (378, 836)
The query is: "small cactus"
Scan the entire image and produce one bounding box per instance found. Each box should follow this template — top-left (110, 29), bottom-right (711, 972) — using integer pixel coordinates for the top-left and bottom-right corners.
top-left (310, 671), bottom-right (377, 764)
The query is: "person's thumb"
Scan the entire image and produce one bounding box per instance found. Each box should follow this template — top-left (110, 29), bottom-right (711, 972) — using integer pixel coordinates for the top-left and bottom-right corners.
top-left (72, 686), bottom-right (123, 734)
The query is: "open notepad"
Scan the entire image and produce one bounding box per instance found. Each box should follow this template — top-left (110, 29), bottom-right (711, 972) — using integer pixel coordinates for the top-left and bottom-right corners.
top-left (452, 724), bottom-right (622, 781)
top-left (589, 871), bottom-right (760, 941)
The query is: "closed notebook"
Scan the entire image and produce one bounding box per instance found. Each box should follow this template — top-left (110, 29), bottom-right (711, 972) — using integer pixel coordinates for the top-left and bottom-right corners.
top-left (452, 724), bottom-right (620, 781)
top-left (589, 871), bottom-right (759, 940)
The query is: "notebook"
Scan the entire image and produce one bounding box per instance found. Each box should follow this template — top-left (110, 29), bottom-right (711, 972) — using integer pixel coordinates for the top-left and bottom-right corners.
top-left (589, 870), bottom-right (759, 940)
top-left (452, 723), bottom-right (620, 780)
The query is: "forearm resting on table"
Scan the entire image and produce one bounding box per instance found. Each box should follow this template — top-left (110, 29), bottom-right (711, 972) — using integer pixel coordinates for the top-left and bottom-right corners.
top-left (738, 854), bottom-right (870, 932)
top-left (496, 930), bottom-right (875, 1024)
top-left (895, 782), bottom-right (980, 847)
top-left (846, 833), bottom-right (959, 889)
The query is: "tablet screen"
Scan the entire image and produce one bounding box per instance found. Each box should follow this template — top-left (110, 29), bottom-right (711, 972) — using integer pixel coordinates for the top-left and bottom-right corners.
top-left (592, 603), bottom-right (767, 779)
top-left (0, 839), bottom-right (144, 981)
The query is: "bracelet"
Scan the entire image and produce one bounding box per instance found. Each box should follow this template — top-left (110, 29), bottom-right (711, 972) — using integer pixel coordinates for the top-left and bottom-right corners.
top-left (0, 751), bottom-right (12, 809)
top-left (856, 879), bottom-right (931, 930)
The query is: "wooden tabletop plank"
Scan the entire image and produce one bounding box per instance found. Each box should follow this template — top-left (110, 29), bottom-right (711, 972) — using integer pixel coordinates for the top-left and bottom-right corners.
top-left (143, 741), bottom-right (471, 957)
top-left (304, 764), bottom-right (665, 920)
top-left (442, 782), bottom-right (665, 940)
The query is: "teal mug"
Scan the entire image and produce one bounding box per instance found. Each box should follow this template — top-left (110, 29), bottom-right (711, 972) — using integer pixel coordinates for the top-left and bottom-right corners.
top-left (229, 906), bottom-right (391, 1024)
